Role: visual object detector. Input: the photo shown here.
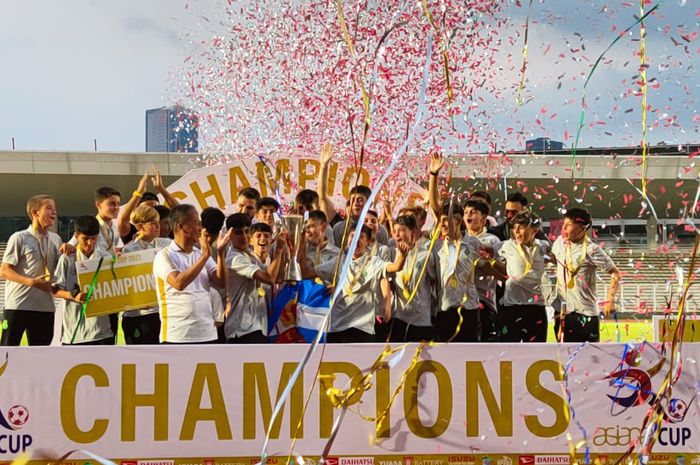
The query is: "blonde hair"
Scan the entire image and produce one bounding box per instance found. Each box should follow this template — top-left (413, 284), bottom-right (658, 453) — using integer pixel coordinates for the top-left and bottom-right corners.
top-left (130, 204), bottom-right (159, 225)
top-left (26, 195), bottom-right (54, 219)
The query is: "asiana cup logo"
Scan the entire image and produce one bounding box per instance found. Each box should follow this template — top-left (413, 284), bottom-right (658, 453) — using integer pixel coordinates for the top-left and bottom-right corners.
top-left (594, 343), bottom-right (694, 448)
top-left (0, 354), bottom-right (33, 454)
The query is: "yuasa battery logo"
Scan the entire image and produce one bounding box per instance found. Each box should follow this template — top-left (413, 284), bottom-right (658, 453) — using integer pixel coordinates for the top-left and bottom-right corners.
top-left (0, 354), bottom-right (33, 454)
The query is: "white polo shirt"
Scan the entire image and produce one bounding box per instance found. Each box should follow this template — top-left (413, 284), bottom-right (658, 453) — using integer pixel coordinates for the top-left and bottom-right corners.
top-left (497, 239), bottom-right (548, 307)
top-left (153, 242), bottom-right (218, 343)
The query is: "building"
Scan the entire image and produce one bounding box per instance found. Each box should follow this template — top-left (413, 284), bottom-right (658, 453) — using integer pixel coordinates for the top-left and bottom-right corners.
top-left (526, 137), bottom-right (564, 152)
top-left (145, 106), bottom-right (199, 153)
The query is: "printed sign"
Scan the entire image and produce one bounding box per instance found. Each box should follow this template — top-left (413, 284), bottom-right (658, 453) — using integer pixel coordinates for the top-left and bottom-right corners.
top-left (76, 249), bottom-right (159, 316)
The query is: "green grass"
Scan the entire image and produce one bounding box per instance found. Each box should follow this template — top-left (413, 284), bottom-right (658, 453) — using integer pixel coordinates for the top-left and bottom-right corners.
top-left (547, 320), bottom-right (653, 343)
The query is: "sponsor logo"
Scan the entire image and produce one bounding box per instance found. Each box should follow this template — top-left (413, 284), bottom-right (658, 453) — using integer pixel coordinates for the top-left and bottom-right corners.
top-left (404, 457), bottom-right (413, 465)
top-left (448, 456), bottom-right (476, 465)
top-left (378, 461), bottom-right (402, 465)
top-left (121, 462), bottom-right (137, 465)
top-left (592, 425), bottom-right (691, 447)
top-left (677, 457), bottom-right (686, 465)
top-left (203, 460), bottom-right (215, 465)
top-left (534, 456), bottom-right (570, 465)
top-left (340, 458), bottom-right (374, 465)
top-left (482, 457), bottom-right (492, 465)
top-left (497, 457), bottom-right (512, 465)
top-left (594, 455), bottom-right (608, 465)
top-left (519, 456), bottom-right (534, 465)
top-left (323, 459), bottom-right (339, 465)
top-left (690, 458), bottom-right (700, 465)
top-left (138, 461), bottom-right (175, 465)
top-left (0, 354), bottom-right (32, 454)
top-left (414, 460), bottom-right (444, 465)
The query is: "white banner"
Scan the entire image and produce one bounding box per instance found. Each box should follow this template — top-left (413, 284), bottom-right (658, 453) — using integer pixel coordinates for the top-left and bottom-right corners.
top-left (0, 343), bottom-right (697, 460)
top-left (165, 155), bottom-right (427, 215)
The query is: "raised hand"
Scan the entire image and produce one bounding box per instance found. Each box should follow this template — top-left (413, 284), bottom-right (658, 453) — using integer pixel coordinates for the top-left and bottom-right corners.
top-left (428, 149), bottom-right (445, 174)
top-left (320, 142), bottom-right (333, 165)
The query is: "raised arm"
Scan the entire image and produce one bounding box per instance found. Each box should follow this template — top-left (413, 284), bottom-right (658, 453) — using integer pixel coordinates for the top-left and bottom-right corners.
top-left (428, 150), bottom-right (445, 220)
top-left (152, 168), bottom-right (180, 209)
top-left (212, 229), bottom-right (233, 288)
top-left (317, 143), bottom-right (338, 221)
top-left (386, 241), bottom-right (409, 273)
top-left (603, 266), bottom-right (621, 316)
top-left (167, 234), bottom-right (211, 291)
top-left (118, 170), bottom-right (149, 237)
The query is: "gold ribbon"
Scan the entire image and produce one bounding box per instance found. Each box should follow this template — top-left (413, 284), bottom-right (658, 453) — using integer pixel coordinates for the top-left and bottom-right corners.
top-left (565, 235), bottom-right (588, 289)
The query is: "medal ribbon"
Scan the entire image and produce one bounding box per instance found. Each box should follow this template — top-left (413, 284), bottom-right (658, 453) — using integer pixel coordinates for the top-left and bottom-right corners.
top-left (565, 235), bottom-right (588, 288)
top-left (70, 256), bottom-right (104, 344)
top-left (515, 242), bottom-right (535, 279)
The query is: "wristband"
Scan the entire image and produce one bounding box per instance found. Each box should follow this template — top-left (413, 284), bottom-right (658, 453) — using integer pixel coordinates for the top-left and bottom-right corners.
top-left (132, 190), bottom-right (143, 199)
top-left (430, 171), bottom-right (440, 176)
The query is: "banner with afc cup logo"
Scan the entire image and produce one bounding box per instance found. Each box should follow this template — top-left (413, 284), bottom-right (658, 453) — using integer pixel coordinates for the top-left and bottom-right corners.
top-left (0, 343), bottom-right (697, 461)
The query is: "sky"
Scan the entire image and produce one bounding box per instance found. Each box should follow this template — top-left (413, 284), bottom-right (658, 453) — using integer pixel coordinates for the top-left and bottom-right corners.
top-left (0, 0), bottom-right (698, 154)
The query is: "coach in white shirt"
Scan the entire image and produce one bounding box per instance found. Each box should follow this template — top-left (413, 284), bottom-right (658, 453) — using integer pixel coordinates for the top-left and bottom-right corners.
top-left (153, 204), bottom-right (230, 344)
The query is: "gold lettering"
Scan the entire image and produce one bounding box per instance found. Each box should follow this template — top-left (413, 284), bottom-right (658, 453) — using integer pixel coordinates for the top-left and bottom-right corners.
top-left (341, 166), bottom-right (370, 199)
top-left (404, 361), bottom-right (452, 438)
top-left (122, 364), bottom-right (169, 441)
top-left (298, 159), bottom-right (320, 190)
top-left (466, 361), bottom-right (513, 437)
top-left (170, 191), bottom-right (188, 203)
top-left (255, 162), bottom-right (271, 197)
top-left (275, 158), bottom-right (292, 195)
top-left (190, 174), bottom-right (225, 209)
top-left (375, 365), bottom-right (391, 438)
top-left (326, 162), bottom-right (339, 197)
top-left (524, 360), bottom-right (569, 437)
top-left (179, 363), bottom-right (232, 440)
top-left (60, 364), bottom-right (109, 443)
top-left (319, 362), bottom-right (363, 438)
top-left (229, 165), bottom-right (252, 201)
top-left (243, 362), bottom-right (302, 440)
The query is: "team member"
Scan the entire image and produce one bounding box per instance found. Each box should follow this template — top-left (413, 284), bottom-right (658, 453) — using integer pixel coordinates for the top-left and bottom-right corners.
top-left (298, 226), bottom-right (408, 343)
top-left (236, 187), bottom-right (261, 220)
top-left (497, 211), bottom-right (549, 342)
top-left (53, 216), bottom-right (114, 345)
top-left (256, 197), bottom-right (280, 228)
top-left (464, 199), bottom-right (502, 341)
top-left (225, 213), bottom-right (286, 343)
top-left (388, 215), bottom-right (440, 342)
top-left (304, 210), bottom-right (340, 265)
top-left (154, 205), bottom-right (172, 238)
top-left (152, 204), bottom-right (229, 344)
top-left (121, 205), bottom-right (172, 344)
top-left (0, 195), bottom-right (63, 345)
top-left (294, 189), bottom-right (321, 215)
top-left (435, 203), bottom-right (482, 342)
top-left (551, 208), bottom-right (621, 342)
top-left (488, 192), bottom-right (549, 242)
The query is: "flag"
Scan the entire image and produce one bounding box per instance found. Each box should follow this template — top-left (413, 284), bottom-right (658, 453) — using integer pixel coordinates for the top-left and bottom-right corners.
top-left (269, 280), bottom-right (330, 343)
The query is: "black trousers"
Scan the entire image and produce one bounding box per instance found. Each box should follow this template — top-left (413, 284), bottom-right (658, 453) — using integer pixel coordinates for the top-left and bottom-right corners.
top-left (559, 313), bottom-right (600, 343)
top-left (435, 307), bottom-right (479, 342)
top-left (327, 327), bottom-right (375, 343)
top-left (122, 313), bottom-right (161, 345)
top-left (63, 336), bottom-right (116, 346)
top-left (227, 330), bottom-right (268, 344)
top-left (387, 318), bottom-right (434, 343)
top-left (108, 313), bottom-right (118, 345)
top-left (479, 301), bottom-right (500, 342)
top-left (1, 310), bottom-right (54, 346)
top-left (374, 318), bottom-right (390, 343)
top-left (500, 305), bottom-right (548, 342)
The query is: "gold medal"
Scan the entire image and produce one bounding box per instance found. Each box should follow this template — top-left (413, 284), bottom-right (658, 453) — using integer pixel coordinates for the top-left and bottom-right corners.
top-left (345, 286), bottom-right (353, 297)
top-left (257, 287), bottom-right (266, 297)
top-left (567, 278), bottom-right (575, 289)
top-left (449, 277), bottom-right (458, 288)
top-left (403, 287), bottom-right (410, 299)
top-left (315, 277), bottom-right (324, 285)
